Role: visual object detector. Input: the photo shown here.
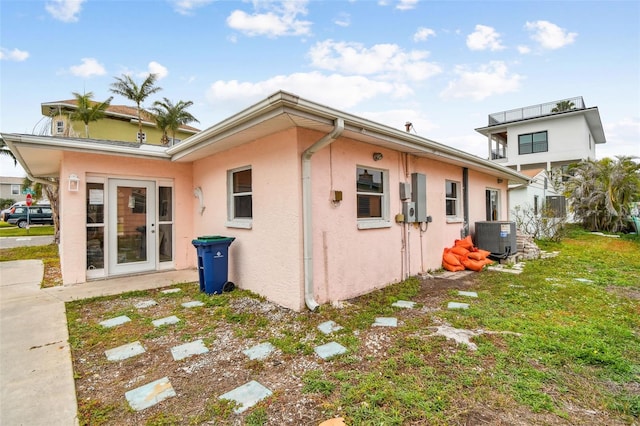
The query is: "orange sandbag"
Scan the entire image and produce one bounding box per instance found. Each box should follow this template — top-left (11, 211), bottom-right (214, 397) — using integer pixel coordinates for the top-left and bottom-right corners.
top-left (443, 249), bottom-right (462, 266)
top-left (462, 258), bottom-right (487, 272)
top-left (454, 235), bottom-right (474, 249)
top-left (443, 261), bottom-right (465, 272)
top-left (483, 258), bottom-right (494, 265)
top-left (450, 246), bottom-right (470, 257)
top-left (467, 249), bottom-right (491, 260)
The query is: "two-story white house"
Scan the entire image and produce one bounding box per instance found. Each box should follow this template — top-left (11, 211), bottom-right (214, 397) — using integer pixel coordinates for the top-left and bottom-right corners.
top-left (475, 97), bottom-right (606, 221)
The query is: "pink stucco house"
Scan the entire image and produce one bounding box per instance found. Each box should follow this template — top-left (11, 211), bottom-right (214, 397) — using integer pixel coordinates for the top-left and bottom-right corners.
top-left (2, 91), bottom-right (527, 311)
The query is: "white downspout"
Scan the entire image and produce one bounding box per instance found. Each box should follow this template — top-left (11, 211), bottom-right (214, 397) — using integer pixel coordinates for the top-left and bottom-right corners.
top-left (302, 117), bottom-right (344, 311)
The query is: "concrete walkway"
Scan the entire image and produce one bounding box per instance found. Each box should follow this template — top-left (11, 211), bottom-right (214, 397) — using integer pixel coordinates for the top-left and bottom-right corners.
top-left (0, 260), bottom-right (198, 426)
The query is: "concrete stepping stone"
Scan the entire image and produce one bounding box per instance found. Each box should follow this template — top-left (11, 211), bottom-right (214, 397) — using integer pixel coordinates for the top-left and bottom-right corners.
top-left (314, 342), bottom-right (347, 360)
top-left (182, 301), bottom-right (205, 308)
top-left (161, 288), bottom-right (181, 294)
top-left (487, 265), bottom-right (522, 274)
top-left (448, 302), bottom-right (470, 310)
top-left (457, 291), bottom-right (478, 298)
top-left (317, 320), bottom-right (343, 335)
top-left (219, 380), bottom-right (273, 414)
top-left (99, 315), bottom-right (131, 328)
top-left (125, 376), bottom-right (176, 411)
top-left (152, 315), bottom-right (180, 327)
top-left (242, 342), bottom-right (276, 360)
top-left (171, 339), bottom-right (209, 361)
top-left (372, 317), bottom-right (397, 327)
top-left (105, 341), bottom-right (146, 361)
top-left (392, 300), bottom-right (416, 309)
top-left (134, 300), bottom-right (158, 309)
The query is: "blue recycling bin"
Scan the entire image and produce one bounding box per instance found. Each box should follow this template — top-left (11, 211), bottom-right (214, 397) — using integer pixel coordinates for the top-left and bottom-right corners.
top-left (192, 235), bottom-right (236, 294)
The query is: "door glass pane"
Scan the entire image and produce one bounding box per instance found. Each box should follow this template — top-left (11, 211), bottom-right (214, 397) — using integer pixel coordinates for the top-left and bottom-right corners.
top-left (117, 186), bottom-right (147, 264)
top-left (159, 224), bottom-right (172, 262)
top-left (86, 183), bottom-right (105, 224)
top-left (87, 227), bottom-right (104, 270)
top-left (159, 187), bottom-right (172, 221)
top-left (86, 182), bottom-right (104, 271)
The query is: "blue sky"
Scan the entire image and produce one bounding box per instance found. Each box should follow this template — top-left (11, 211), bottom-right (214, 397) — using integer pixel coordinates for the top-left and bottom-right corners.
top-left (1, 0), bottom-right (639, 177)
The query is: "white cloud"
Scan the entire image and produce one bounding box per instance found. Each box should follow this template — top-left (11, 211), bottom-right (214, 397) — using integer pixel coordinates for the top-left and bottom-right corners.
top-left (517, 45), bottom-right (531, 54)
top-left (599, 117), bottom-right (640, 159)
top-left (45, 0), bottom-right (85, 23)
top-left (0, 47), bottom-right (29, 62)
top-left (466, 24), bottom-right (505, 51)
top-left (308, 40), bottom-right (441, 81)
top-left (524, 20), bottom-right (577, 50)
top-left (396, 0), bottom-right (419, 11)
top-left (170, 0), bottom-right (214, 15)
top-left (440, 61), bottom-right (523, 101)
top-left (226, 1), bottom-right (312, 37)
top-left (148, 61), bottom-right (169, 80)
top-left (333, 12), bottom-right (351, 27)
top-left (413, 27), bottom-right (436, 42)
top-left (69, 58), bottom-right (106, 78)
top-left (206, 71), bottom-right (415, 113)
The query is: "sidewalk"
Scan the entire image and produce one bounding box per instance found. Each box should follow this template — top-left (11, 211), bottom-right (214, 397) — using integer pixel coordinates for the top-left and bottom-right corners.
top-left (0, 260), bottom-right (198, 425)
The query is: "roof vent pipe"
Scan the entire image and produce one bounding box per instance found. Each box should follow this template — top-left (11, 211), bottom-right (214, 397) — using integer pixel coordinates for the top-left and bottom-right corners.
top-left (302, 117), bottom-right (344, 311)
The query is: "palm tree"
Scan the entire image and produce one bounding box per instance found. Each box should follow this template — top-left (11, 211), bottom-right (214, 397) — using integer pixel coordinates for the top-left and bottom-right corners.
top-left (70, 91), bottom-right (113, 138)
top-left (0, 138), bottom-right (17, 166)
top-left (565, 156), bottom-right (640, 232)
top-left (551, 100), bottom-right (576, 113)
top-left (150, 98), bottom-right (199, 145)
top-left (110, 73), bottom-right (162, 143)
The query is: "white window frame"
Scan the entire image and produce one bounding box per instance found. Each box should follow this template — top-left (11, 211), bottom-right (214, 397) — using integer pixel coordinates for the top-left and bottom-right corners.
top-left (486, 188), bottom-right (500, 221)
top-left (445, 180), bottom-right (461, 222)
top-left (157, 180), bottom-right (175, 270)
top-left (226, 166), bottom-right (252, 229)
top-left (55, 120), bottom-right (65, 135)
top-left (136, 132), bottom-right (147, 143)
top-left (11, 184), bottom-right (20, 195)
top-left (86, 176), bottom-right (106, 280)
top-left (356, 166), bottom-right (391, 230)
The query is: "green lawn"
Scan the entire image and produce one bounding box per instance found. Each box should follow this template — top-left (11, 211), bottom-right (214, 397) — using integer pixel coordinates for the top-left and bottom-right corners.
top-left (65, 226), bottom-right (640, 425)
top-left (0, 222), bottom-right (55, 237)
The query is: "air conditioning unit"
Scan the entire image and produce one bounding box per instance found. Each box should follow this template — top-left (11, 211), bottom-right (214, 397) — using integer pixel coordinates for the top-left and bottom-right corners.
top-left (474, 221), bottom-right (516, 256)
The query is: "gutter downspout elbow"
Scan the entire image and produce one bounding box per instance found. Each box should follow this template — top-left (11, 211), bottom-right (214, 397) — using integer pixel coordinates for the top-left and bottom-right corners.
top-left (302, 118), bottom-right (344, 311)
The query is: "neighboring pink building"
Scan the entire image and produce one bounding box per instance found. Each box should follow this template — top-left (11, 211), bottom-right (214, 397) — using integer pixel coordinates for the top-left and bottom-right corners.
top-left (2, 91), bottom-right (528, 311)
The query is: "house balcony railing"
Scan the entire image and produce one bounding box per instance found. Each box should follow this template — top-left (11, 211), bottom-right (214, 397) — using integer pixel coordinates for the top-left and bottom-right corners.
top-left (488, 96), bottom-right (585, 126)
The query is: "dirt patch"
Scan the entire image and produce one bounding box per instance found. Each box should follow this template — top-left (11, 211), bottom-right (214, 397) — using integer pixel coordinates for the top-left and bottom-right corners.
top-left (606, 285), bottom-right (640, 300)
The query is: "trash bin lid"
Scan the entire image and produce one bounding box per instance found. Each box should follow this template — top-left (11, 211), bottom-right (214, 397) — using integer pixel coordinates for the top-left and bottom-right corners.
top-left (197, 235), bottom-right (236, 241)
top-left (192, 235), bottom-right (236, 245)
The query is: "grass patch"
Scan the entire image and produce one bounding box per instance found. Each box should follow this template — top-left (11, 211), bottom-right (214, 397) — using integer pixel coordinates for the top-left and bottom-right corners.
top-left (65, 231), bottom-right (640, 425)
top-left (0, 224), bottom-right (54, 236)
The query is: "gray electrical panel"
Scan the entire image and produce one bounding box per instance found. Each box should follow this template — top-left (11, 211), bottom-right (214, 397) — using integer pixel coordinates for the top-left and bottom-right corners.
top-left (402, 201), bottom-right (416, 222)
top-left (411, 172), bottom-right (427, 222)
top-left (399, 182), bottom-right (411, 200)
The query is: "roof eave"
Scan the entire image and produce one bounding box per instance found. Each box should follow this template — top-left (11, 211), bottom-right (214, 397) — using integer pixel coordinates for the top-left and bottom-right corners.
top-left (170, 90), bottom-right (529, 184)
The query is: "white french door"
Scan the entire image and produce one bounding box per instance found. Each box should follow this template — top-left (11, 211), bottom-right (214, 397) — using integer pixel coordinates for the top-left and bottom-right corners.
top-left (108, 179), bottom-right (157, 275)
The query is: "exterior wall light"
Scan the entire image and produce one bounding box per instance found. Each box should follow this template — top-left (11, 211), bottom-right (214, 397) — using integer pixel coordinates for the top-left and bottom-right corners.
top-left (68, 174), bottom-right (80, 192)
top-left (373, 152), bottom-right (383, 161)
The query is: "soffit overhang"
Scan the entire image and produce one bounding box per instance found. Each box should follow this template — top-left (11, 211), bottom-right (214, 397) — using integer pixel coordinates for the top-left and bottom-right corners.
top-left (474, 107), bottom-right (606, 144)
